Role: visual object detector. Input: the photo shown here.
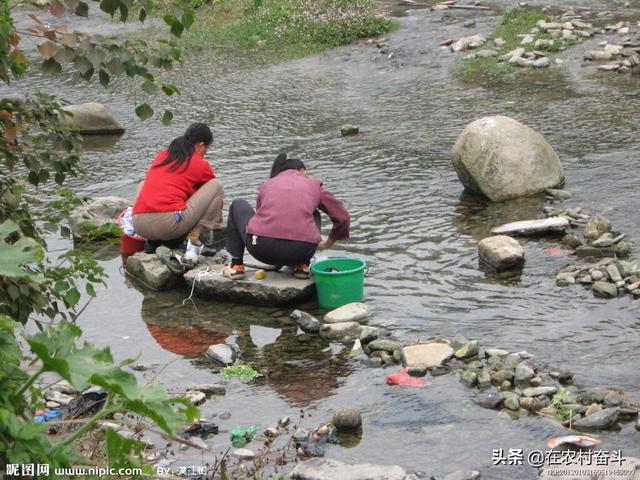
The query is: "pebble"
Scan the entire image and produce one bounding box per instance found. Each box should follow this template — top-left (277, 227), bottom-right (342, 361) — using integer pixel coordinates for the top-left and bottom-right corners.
top-left (44, 390), bottom-right (73, 406)
top-left (522, 386), bottom-right (557, 397)
top-left (278, 416), bottom-right (291, 427)
top-left (367, 339), bottom-right (402, 353)
top-left (233, 448), bottom-right (255, 459)
top-left (359, 326), bottom-right (380, 344)
top-left (324, 303), bottom-right (370, 324)
top-left (290, 310), bottom-right (321, 333)
top-left (592, 281), bottom-right (618, 298)
top-left (340, 125), bottom-right (359, 136)
top-left (293, 428), bottom-right (310, 443)
top-left (264, 427), bottom-right (279, 437)
top-left (514, 363), bottom-right (535, 384)
top-left (474, 394), bottom-right (504, 410)
top-left (454, 340), bottom-right (479, 359)
top-left (185, 390), bottom-right (206, 406)
top-left (460, 370), bottom-right (478, 388)
top-left (190, 384), bottom-right (226, 396)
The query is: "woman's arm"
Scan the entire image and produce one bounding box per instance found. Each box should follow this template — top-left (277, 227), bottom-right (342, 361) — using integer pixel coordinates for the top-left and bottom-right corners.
top-left (318, 187), bottom-right (350, 246)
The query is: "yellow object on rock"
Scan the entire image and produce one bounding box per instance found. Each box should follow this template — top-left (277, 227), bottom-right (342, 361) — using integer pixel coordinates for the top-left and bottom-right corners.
top-left (254, 269), bottom-right (266, 280)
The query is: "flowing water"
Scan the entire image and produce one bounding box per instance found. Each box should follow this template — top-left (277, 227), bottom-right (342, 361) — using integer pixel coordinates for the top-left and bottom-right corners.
top-left (7, 2), bottom-right (640, 477)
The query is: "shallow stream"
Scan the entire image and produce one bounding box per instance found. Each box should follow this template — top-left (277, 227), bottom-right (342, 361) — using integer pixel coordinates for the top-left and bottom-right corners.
top-left (7, 1), bottom-right (640, 477)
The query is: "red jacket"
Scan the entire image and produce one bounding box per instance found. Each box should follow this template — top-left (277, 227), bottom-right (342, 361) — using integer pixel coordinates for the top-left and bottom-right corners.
top-left (246, 169), bottom-right (350, 244)
top-left (133, 150), bottom-right (215, 214)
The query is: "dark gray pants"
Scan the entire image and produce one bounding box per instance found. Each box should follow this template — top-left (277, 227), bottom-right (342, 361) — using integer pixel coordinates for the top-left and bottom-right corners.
top-left (226, 199), bottom-right (319, 267)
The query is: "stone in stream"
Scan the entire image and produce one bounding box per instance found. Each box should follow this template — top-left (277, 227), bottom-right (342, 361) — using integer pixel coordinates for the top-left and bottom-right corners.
top-left (319, 322), bottom-right (361, 341)
top-left (451, 34), bottom-right (486, 52)
top-left (359, 326), bottom-right (380, 344)
top-left (491, 217), bottom-right (569, 236)
top-left (290, 458), bottom-right (406, 480)
top-left (61, 102), bottom-right (125, 135)
top-left (185, 390), bottom-right (206, 406)
top-left (615, 241), bottom-right (632, 257)
top-left (340, 125), bottom-right (359, 136)
top-left (183, 263), bottom-right (315, 306)
top-left (592, 281), bottom-right (618, 298)
top-left (502, 392), bottom-right (520, 411)
top-left (514, 363), bottom-right (535, 384)
top-left (603, 390), bottom-right (624, 408)
top-left (477, 370), bottom-right (492, 390)
top-left (590, 270), bottom-right (604, 281)
top-left (545, 188), bottom-right (572, 200)
top-left (233, 448), bottom-right (255, 459)
top-left (206, 344), bottom-right (237, 366)
top-left (573, 407), bottom-right (621, 430)
top-left (454, 340), bottom-right (480, 359)
top-left (69, 196), bottom-right (130, 240)
top-left (331, 406), bottom-right (362, 432)
top-left (366, 339), bottom-right (402, 354)
top-left (474, 393), bottom-right (504, 410)
top-left (401, 343), bottom-right (454, 368)
top-left (606, 264), bottom-right (623, 282)
top-left (485, 348), bottom-right (509, 358)
top-left (584, 214), bottom-right (612, 240)
top-left (592, 233), bottom-right (615, 247)
top-left (323, 303), bottom-right (370, 324)
top-left (478, 236), bottom-right (524, 272)
top-left (460, 370), bottom-right (477, 388)
top-left (575, 246), bottom-right (616, 258)
top-left (125, 253), bottom-right (183, 290)
top-left (521, 386), bottom-right (557, 397)
top-left (290, 310), bottom-right (321, 333)
top-left (189, 384), bottom-right (226, 396)
top-left (533, 57), bottom-right (550, 68)
top-left (562, 234), bottom-right (582, 249)
top-left (452, 116), bottom-right (564, 202)
top-left (44, 389), bottom-right (73, 406)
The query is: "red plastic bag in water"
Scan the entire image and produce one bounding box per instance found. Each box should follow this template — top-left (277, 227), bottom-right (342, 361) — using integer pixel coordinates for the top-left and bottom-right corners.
top-left (386, 368), bottom-right (431, 388)
top-left (544, 246), bottom-right (574, 257)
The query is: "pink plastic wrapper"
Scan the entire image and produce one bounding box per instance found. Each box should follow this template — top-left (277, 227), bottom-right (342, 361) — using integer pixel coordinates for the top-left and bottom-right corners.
top-left (386, 368), bottom-right (431, 388)
top-left (547, 435), bottom-right (601, 449)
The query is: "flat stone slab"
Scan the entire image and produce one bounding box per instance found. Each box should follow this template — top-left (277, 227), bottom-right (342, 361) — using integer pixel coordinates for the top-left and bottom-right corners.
top-left (290, 458), bottom-right (406, 480)
top-left (184, 264), bottom-right (315, 306)
top-left (490, 217), bottom-right (569, 236)
top-left (402, 342), bottom-right (454, 368)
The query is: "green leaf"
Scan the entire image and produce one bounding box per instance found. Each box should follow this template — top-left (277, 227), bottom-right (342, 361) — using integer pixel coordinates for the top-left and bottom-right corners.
top-left (41, 58), bottom-right (62, 74)
top-left (134, 103), bottom-right (153, 121)
top-left (106, 57), bottom-right (125, 75)
top-left (73, 56), bottom-right (93, 75)
top-left (75, 1), bottom-right (88, 17)
top-left (182, 10), bottom-right (194, 30)
top-left (163, 14), bottom-right (178, 27)
top-left (161, 110), bottom-right (173, 126)
top-left (139, 7), bottom-right (147, 23)
top-left (119, 4), bottom-right (129, 22)
top-left (141, 80), bottom-right (156, 94)
top-left (105, 429), bottom-right (145, 470)
top-left (170, 22), bottom-right (184, 38)
top-left (99, 0), bottom-right (119, 15)
top-left (85, 283), bottom-right (96, 297)
top-left (161, 84), bottom-right (178, 96)
top-left (0, 221), bottom-right (44, 280)
top-left (64, 288), bottom-right (81, 307)
top-left (99, 69), bottom-right (110, 87)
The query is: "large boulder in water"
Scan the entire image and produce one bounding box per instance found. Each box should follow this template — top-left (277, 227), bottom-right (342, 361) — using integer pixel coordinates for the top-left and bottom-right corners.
top-left (452, 116), bottom-right (564, 202)
top-left (69, 196), bottom-right (129, 240)
top-left (61, 102), bottom-right (124, 135)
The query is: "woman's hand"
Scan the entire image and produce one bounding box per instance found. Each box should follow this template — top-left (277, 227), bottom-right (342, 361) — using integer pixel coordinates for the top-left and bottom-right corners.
top-left (318, 238), bottom-right (334, 250)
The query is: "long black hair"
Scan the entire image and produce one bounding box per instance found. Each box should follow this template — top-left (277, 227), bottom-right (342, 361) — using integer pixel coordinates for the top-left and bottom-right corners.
top-left (270, 153), bottom-right (306, 178)
top-left (156, 123), bottom-right (213, 172)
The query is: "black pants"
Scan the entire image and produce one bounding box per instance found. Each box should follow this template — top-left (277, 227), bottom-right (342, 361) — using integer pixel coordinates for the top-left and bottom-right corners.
top-left (226, 199), bottom-right (319, 267)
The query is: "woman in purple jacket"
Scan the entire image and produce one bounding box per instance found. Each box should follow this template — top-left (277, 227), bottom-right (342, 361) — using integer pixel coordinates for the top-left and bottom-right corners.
top-left (223, 154), bottom-right (350, 280)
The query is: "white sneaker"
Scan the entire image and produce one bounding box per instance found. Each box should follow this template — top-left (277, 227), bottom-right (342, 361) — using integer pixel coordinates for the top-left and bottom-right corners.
top-left (182, 240), bottom-right (203, 267)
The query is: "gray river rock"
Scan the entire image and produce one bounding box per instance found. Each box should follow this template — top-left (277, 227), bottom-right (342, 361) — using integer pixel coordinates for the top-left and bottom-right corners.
top-left (61, 102), bottom-right (125, 135)
top-left (478, 235), bottom-right (524, 271)
top-left (69, 196), bottom-right (130, 239)
top-left (290, 310), bottom-right (321, 333)
top-left (452, 115), bottom-right (565, 202)
top-left (323, 302), bottom-right (370, 324)
top-left (573, 407), bottom-right (621, 430)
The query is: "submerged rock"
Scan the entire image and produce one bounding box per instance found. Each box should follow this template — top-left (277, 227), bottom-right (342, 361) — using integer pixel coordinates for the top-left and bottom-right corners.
top-left (401, 343), bottom-right (454, 368)
top-left (452, 116), bottom-right (564, 202)
top-left (290, 458), bottom-right (406, 480)
top-left (592, 281), bottom-right (618, 298)
top-left (490, 217), bottom-right (569, 236)
top-left (184, 264), bottom-right (315, 306)
top-left (478, 235), bottom-right (525, 271)
top-left (61, 102), bottom-right (125, 135)
top-left (366, 339), bottom-right (402, 354)
top-left (340, 125), bottom-right (359, 136)
top-left (69, 196), bottom-right (130, 239)
top-left (324, 303), bottom-right (370, 324)
top-left (454, 340), bottom-right (480, 359)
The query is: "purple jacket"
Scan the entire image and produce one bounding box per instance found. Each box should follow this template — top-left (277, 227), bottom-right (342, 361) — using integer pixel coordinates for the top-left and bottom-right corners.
top-left (246, 169), bottom-right (350, 244)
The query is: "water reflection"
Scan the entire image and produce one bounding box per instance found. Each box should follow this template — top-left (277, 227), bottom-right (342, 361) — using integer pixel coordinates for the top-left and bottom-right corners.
top-left (140, 292), bottom-right (355, 406)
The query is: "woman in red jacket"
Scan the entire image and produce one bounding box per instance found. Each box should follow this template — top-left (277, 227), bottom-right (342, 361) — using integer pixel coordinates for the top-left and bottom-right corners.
top-left (223, 153), bottom-right (350, 280)
top-left (133, 123), bottom-right (223, 266)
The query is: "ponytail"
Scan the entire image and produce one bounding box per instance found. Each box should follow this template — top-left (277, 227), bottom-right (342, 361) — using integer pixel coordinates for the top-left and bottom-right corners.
top-left (270, 153), bottom-right (306, 178)
top-left (156, 122), bottom-right (213, 172)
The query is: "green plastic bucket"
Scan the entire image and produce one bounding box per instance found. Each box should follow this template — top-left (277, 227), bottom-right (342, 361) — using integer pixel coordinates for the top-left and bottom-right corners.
top-left (311, 257), bottom-right (367, 309)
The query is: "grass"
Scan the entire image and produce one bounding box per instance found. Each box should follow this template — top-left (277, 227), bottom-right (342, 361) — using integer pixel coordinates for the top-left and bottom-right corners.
top-left (181, 0), bottom-right (397, 61)
top-left (456, 8), bottom-right (575, 81)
